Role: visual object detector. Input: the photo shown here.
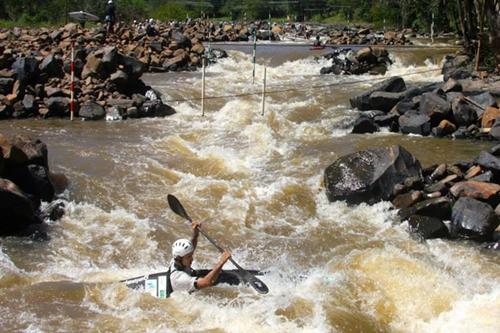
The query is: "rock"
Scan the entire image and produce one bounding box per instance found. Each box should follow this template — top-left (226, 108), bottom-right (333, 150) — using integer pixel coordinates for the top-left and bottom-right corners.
top-left (350, 76), bottom-right (406, 110)
top-left (81, 53), bottom-right (106, 79)
top-left (490, 144), bottom-right (500, 156)
top-left (451, 96), bottom-right (478, 127)
top-left (1, 135), bottom-right (48, 168)
top-left (374, 113), bottom-right (399, 127)
top-left (22, 94), bottom-right (37, 114)
top-left (324, 145), bottom-right (422, 205)
top-left (441, 79), bottom-right (462, 93)
top-left (464, 165), bottom-right (481, 180)
top-left (140, 99), bottom-right (176, 117)
top-left (0, 78), bottom-right (14, 95)
top-left (79, 101), bottom-right (106, 120)
top-left (398, 111), bottom-right (431, 136)
top-left (11, 57), bottom-right (40, 85)
top-left (46, 97), bottom-right (69, 117)
top-left (475, 151), bottom-right (500, 176)
top-left (470, 171), bottom-right (493, 183)
top-left (399, 197), bottom-right (452, 220)
top-left (0, 178), bottom-right (37, 236)
top-left (368, 91), bottom-right (407, 112)
top-left (451, 197), bottom-right (499, 241)
top-left (419, 92), bottom-right (451, 126)
top-left (393, 190), bottom-right (423, 209)
top-left (467, 92), bottom-right (497, 110)
top-left (481, 106), bottom-right (500, 129)
top-left (119, 54), bottom-right (146, 78)
top-left (450, 181), bottom-right (500, 202)
top-left (351, 117), bottom-right (379, 134)
top-left (6, 164), bottom-right (54, 202)
top-left (408, 215), bottom-right (449, 239)
top-left (434, 119), bottom-right (456, 136)
top-left (39, 54), bottom-right (64, 78)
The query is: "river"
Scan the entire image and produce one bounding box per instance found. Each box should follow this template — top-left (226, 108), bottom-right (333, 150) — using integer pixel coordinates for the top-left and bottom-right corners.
top-left (0, 43), bottom-right (499, 333)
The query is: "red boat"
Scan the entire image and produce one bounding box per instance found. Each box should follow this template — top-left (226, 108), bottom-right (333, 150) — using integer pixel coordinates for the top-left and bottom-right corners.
top-left (310, 45), bottom-right (326, 50)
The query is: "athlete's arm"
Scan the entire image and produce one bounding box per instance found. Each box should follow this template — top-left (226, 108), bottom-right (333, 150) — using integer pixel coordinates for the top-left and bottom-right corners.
top-left (195, 249), bottom-right (231, 289)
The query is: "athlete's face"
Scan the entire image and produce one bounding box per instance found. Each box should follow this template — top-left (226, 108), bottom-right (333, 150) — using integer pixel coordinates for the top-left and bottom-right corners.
top-left (181, 252), bottom-right (193, 268)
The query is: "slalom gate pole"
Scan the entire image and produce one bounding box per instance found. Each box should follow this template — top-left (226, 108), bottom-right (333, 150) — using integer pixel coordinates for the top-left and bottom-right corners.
top-left (201, 57), bottom-right (206, 116)
top-left (252, 30), bottom-right (257, 84)
top-left (70, 41), bottom-right (75, 121)
top-left (261, 66), bottom-right (267, 116)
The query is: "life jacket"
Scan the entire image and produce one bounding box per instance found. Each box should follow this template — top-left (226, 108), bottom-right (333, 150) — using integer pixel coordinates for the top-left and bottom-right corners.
top-left (166, 262), bottom-right (197, 297)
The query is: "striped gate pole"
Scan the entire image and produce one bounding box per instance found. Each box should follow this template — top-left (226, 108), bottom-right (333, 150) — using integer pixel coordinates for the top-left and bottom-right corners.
top-left (201, 57), bottom-right (206, 116)
top-left (261, 66), bottom-right (267, 116)
top-left (252, 29), bottom-right (257, 84)
top-left (70, 41), bottom-right (75, 121)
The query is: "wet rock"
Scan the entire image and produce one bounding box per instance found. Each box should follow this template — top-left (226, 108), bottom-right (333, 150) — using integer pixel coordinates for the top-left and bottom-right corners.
top-left (399, 197), bottom-right (452, 220)
top-left (1, 135), bottom-right (48, 168)
top-left (46, 97), bottom-right (69, 117)
top-left (450, 181), bottom-right (500, 203)
top-left (393, 190), bottom-right (423, 209)
top-left (451, 197), bottom-right (499, 241)
top-left (0, 178), bottom-right (38, 236)
top-left (451, 96), bottom-right (478, 127)
top-left (441, 79), bottom-right (462, 93)
top-left (419, 92), bottom-right (451, 126)
top-left (7, 164), bottom-right (55, 202)
top-left (79, 101), bottom-right (106, 120)
top-left (324, 145), bottom-right (422, 205)
top-left (351, 117), bottom-right (379, 134)
top-left (475, 152), bottom-right (500, 176)
top-left (398, 111), bottom-right (431, 136)
top-left (408, 215), bottom-right (449, 239)
top-left (350, 76), bottom-right (406, 111)
top-left (140, 99), bottom-right (176, 117)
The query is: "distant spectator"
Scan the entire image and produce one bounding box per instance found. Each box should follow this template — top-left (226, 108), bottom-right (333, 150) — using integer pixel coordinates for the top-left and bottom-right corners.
top-left (146, 18), bottom-right (158, 37)
top-left (104, 0), bottom-right (116, 34)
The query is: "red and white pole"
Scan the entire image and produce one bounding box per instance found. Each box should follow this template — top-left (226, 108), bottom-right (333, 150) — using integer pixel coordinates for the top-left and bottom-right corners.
top-left (70, 41), bottom-right (75, 121)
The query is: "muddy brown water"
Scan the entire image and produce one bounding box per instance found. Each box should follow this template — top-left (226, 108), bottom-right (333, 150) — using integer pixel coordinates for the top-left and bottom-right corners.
top-left (0, 42), bottom-right (498, 333)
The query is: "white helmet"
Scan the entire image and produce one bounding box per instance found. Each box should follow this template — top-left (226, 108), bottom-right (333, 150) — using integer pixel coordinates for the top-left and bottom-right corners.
top-left (172, 239), bottom-right (194, 258)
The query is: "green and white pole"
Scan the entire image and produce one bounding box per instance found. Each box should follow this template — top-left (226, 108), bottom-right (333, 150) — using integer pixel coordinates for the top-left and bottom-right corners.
top-left (269, 12), bottom-right (271, 41)
top-left (252, 29), bottom-right (257, 84)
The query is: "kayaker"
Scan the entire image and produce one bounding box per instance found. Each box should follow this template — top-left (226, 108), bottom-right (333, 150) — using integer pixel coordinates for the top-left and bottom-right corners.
top-left (168, 221), bottom-right (231, 295)
top-left (313, 35), bottom-right (321, 47)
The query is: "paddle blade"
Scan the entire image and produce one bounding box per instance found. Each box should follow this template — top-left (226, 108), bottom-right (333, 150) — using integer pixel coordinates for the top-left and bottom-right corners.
top-left (238, 270), bottom-right (269, 294)
top-left (167, 194), bottom-right (192, 222)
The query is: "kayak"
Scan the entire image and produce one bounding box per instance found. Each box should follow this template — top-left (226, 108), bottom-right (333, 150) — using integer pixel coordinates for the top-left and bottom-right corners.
top-left (122, 269), bottom-right (262, 298)
top-left (310, 45), bottom-right (326, 50)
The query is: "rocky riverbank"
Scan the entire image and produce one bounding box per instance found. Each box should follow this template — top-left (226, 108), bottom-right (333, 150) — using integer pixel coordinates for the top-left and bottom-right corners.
top-left (324, 145), bottom-right (500, 249)
top-left (349, 55), bottom-right (500, 140)
top-left (0, 134), bottom-right (65, 239)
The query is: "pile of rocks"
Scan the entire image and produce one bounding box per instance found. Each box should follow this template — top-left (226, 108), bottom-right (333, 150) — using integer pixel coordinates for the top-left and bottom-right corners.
top-left (320, 46), bottom-right (393, 75)
top-left (325, 28), bottom-right (409, 46)
top-left (349, 65), bottom-right (500, 139)
top-left (0, 134), bottom-right (66, 238)
top-left (0, 23), bottom-right (187, 120)
top-left (324, 145), bottom-right (500, 248)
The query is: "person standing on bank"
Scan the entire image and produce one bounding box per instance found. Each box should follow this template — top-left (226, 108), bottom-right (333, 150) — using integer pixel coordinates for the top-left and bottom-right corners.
top-left (104, 0), bottom-right (116, 34)
top-left (169, 221), bottom-right (232, 294)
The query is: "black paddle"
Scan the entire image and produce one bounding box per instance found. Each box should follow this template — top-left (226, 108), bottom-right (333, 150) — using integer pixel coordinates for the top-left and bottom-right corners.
top-left (167, 194), bottom-right (269, 294)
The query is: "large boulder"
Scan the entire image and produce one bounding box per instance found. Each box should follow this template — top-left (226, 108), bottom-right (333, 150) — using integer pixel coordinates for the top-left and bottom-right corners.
top-left (350, 76), bottom-right (406, 111)
top-left (408, 215), bottom-right (449, 239)
top-left (11, 57), bottom-right (40, 85)
top-left (6, 164), bottom-right (54, 202)
top-left (0, 134), bottom-right (48, 168)
top-left (79, 101), bottom-right (106, 120)
top-left (398, 111), bottom-right (431, 136)
top-left (139, 100), bottom-right (176, 117)
top-left (0, 178), bottom-right (37, 236)
top-left (451, 197), bottom-right (499, 241)
top-left (419, 92), bottom-right (451, 126)
top-left (324, 145), bottom-right (422, 204)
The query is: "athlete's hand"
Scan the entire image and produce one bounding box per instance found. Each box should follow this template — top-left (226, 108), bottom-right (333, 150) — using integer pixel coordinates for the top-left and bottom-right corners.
top-left (191, 220), bottom-right (202, 231)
